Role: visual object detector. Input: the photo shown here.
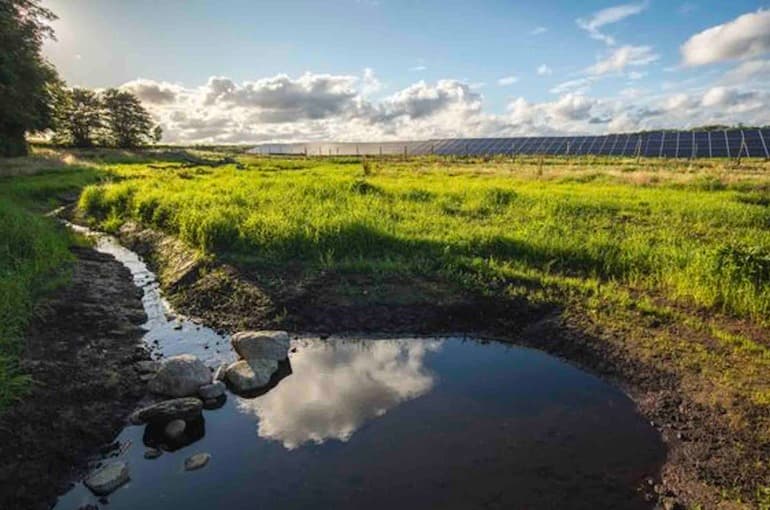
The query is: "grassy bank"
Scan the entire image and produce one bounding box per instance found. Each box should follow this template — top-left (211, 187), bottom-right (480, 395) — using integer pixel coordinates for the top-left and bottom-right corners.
top-left (0, 151), bottom-right (103, 408)
top-left (77, 152), bottom-right (770, 506)
top-left (80, 155), bottom-right (770, 321)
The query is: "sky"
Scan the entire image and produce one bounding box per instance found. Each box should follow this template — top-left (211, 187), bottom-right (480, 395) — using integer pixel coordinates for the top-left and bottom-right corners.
top-left (41, 0), bottom-right (770, 144)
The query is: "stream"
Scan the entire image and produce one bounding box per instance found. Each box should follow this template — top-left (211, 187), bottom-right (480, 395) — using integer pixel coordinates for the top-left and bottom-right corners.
top-left (55, 227), bottom-right (665, 509)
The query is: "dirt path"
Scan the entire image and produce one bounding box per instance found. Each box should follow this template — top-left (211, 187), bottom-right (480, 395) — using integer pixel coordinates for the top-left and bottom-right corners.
top-left (0, 246), bottom-right (149, 510)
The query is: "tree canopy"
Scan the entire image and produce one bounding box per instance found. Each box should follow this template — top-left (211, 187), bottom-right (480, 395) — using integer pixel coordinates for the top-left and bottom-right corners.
top-left (0, 0), bottom-right (59, 157)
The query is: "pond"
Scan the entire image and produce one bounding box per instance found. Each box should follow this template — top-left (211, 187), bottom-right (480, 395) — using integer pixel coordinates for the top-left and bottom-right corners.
top-left (56, 229), bottom-right (664, 510)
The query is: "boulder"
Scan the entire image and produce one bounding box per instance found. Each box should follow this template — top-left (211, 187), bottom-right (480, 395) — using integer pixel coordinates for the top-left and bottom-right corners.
top-left (225, 359), bottom-right (278, 393)
top-left (148, 354), bottom-right (211, 397)
top-left (164, 419), bottom-right (186, 441)
top-left (199, 381), bottom-right (225, 400)
top-left (184, 453), bottom-right (210, 471)
top-left (131, 397), bottom-right (203, 425)
top-left (231, 330), bottom-right (290, 361)
top-left (84, 461), bottom-right (129, 496)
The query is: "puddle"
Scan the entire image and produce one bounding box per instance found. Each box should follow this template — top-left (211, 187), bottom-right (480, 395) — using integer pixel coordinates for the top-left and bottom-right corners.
top-left (56, 227), bottom-right (665, 509)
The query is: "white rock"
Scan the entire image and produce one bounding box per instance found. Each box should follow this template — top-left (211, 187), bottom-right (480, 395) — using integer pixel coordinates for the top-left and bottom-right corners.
top-left (84, 461), bottom-right (130, 496)
top-left (184, 453), bottom-right (210, 471)
top-left (198, 381), bottom-right (226, 400)
top-left (225, 359), bottom-right (278, 393)
top-left (148, 354), bottom-right (212, 397)
top-left (231, 330), bottom-right (290, 361)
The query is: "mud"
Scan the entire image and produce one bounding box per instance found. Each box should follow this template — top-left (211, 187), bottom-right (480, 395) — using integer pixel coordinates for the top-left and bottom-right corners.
top-left (0, 246), bottom-right (150, 510)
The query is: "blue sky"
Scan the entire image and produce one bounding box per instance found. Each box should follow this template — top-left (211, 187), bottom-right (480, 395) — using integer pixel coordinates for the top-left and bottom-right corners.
top-left (41, 1), bottom-right (770, 143)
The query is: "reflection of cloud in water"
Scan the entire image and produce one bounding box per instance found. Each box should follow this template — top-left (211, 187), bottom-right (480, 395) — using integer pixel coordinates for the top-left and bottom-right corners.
top-left (237, 339), bottom-right (442, 449)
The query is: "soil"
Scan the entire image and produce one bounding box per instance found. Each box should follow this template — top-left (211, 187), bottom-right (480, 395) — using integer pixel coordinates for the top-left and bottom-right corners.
top-left (117, 222), bottom-right (768, 509)
top-left (0, 246), bottom-right (150, 510)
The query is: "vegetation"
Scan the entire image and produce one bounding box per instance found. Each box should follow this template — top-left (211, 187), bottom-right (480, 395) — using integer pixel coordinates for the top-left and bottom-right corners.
top-left (52, 87), bottom-right (159, 148)
top-left (0, 0), bottom-right (59, 157)
top-left (0, 149), bottom-right (102, 407)
top-left (80, 155), bottom-right (770, 323)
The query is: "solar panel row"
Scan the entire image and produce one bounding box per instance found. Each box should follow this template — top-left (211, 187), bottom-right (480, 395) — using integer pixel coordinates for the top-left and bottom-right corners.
top-left (249, 129), bottom-right (770, 159)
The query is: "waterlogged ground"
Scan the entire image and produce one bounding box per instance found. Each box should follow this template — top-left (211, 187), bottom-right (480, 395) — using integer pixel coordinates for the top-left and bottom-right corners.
top-left (56, 226), bottom-right (664, 509)
top-left (58, 337), bottom-right (664, 509)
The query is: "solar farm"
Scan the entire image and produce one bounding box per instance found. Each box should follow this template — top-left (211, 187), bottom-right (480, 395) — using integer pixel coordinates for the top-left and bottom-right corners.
top-left (251, 127), bottom-right (770, 159)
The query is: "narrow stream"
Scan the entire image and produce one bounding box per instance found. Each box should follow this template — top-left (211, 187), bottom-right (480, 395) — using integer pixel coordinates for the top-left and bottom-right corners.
top-left (56, 227), bottom-right (665, 510)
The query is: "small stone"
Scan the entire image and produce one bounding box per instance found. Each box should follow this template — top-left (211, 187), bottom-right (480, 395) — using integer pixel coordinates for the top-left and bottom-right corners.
top-left (184, 453), bottom-right (210, 471)
top-left (164, 419), bottom-right (186, 440)
top-left (173, 322), bottom-right (183, 330)
top-left (230, 330), bottom-right (290, 361)
top-left (84, 461), bottom-right (130, 496)
top-left (132, 397), bottom-right (203, 425)
top-left (199, 381), bottom-right (225, 400)
top-left (144, 448), bottom-right (162, 459)
top-left (140, 373), bottom-right (155, 382)
top-left (225, 359), bottom-right (278, 394)
top-left (148, 354), bottom-right (212, 397)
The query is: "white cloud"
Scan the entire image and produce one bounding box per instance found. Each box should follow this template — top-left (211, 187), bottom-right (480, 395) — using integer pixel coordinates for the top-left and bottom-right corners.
top-left (721, 59), bottom-right (770, 84)
top-left (120, 78), bottom-right (180, 104)
top-left (537, 64), bottom-right (553, 76)
top-left (587, 45), bottom-right (659, 75)
top-left (550, 77), bottom-right (594, 95)
top-left (497, 75), bottom-right (519, 86)
top-left (681, 10), bottom-right (770, 66)
top-left (409, 65), bottom-right (427, 72)
top-left (238, 339), bottom-right (440, 450)
top-left (121, 66), bottom-right (770, 145)
top-left (576, 1), bottom-right (649, 46)
top-left (531, 26), bottom-right (548, 35)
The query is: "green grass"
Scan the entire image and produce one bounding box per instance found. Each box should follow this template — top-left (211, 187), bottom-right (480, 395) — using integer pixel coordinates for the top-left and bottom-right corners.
top-left (0, 154), bottom-right (103, 408)
top-left (79, 155), bottom-right (770, 323)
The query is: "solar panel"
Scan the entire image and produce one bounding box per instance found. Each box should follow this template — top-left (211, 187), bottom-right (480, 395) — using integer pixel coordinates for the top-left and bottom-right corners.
top-left (677, 132), bottom-right (693, 158)
top-left (726, 130), bottom-right (744, 158)
top-left (709, 131), bottom-right (729, 157)
top-left (660, 132), bottom-right (678, 158)
top-left (641, 132), bottom-right (661, 157)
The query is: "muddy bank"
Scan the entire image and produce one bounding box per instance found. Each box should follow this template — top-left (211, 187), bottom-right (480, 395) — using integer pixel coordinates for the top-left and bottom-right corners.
top-left (114, 221), bottom-right (769, 509)
top-left (0, 246), bottom-right (150, 510)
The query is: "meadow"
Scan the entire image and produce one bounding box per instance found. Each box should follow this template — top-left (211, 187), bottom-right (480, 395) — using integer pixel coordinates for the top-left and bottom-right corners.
top-left (79, 154), bottom-right (770, 323)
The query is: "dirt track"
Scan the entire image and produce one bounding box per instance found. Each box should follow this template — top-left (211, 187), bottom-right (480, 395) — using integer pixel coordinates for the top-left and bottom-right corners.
top-left (0, 246), bottom-right (149, 510)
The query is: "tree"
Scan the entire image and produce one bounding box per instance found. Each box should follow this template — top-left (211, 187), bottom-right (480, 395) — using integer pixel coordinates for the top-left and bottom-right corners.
top-left (101, 88), bottom-right (154, 148)
top-left (51, 88), bottom-right (103, 147)
top-left (0, 0), bottom-right (59, 157)
top-left (152, 124), bottom-right (163, 145)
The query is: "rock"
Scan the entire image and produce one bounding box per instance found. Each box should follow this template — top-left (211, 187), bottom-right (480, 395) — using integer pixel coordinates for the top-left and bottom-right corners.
top-left (144, 447), bottom-right (162, 459)
top-left (148, 354), bottom-right (211, 397)
top-left (199, 381), bottom-right (225, 400)
top-left (231, 330), bottom-right (290, 361)
top-left (164, 419), bottom-right (186, 441)
top-left (213, 362), bottom-right (228, 382)
top-left (225, 359), bottom-right (278, 393)
top-left (173, 322), bottom-right (183, 330)
top-left (184, 453), bottom-right (210, 471)
top-left (203, 397), bottom-right (225, 409)
top-left (83, 461), bottom-right (130, 496)
top-left (136, 360), bottom-right (161, 373)
top-left (131, 397), bottom-right (203, 425)
top-left (139, 373), bottom-right (155, 382)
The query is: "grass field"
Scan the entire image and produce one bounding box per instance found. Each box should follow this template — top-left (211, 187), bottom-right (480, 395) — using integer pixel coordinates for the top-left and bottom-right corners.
top-left (80, 154), bottom-right (770, 322)
top-left (0, 151), bottom-right (102, 408)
